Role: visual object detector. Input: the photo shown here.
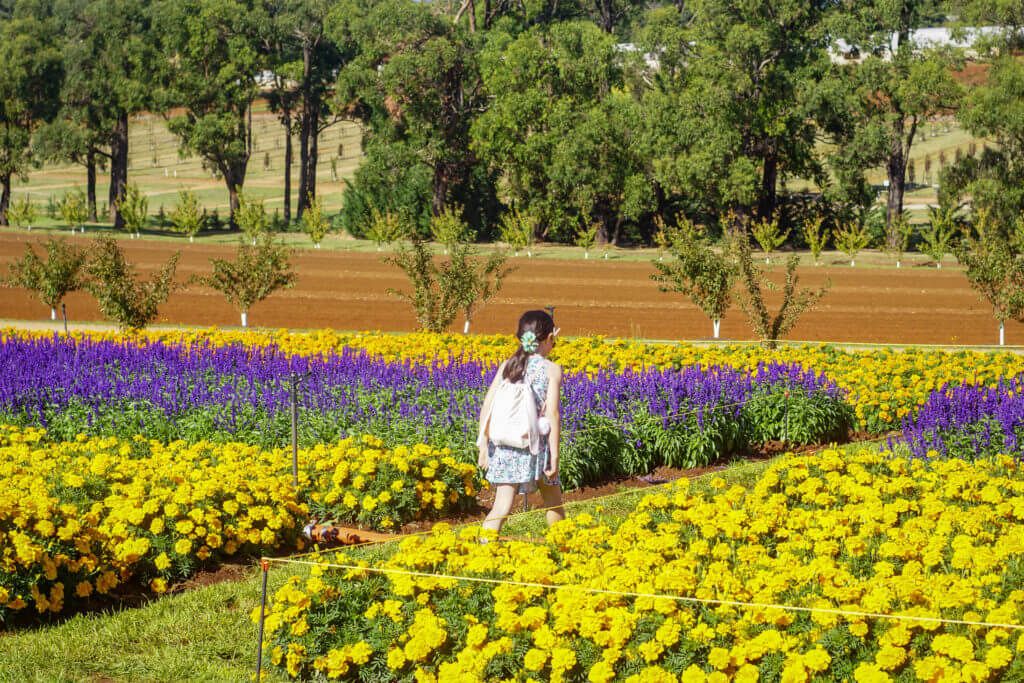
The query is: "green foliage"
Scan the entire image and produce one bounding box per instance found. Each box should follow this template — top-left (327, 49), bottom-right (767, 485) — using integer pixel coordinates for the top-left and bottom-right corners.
top-left (750, 216), bottom-right (791, 262)
top-left (574, 219), bottom-right (599, 257)
top-left (946, 55), bottom-right (1024, 226)
top-left (191, 234), bottom-right (297, 327)
top-left (300, 194), bottom-right (330, 248)
top-left (430, 204), bottom-right (470, 253)
top-left (85, 236), bottom-right (180, 330)
top-left (825, 1), bottom-right (962, 238)
top-left (382, 234), bottom-right (463, 333)
top-left (383, 219), bottom-right (513, 334)
top-left (955, 209), bottom-right (1024, 331)
top-left (651, 218), bottom-right (737, 338)
top-left (235, 192), bottom-right (269, 245)
top-left (638, 0), bottom-right (827, 219)
top-left (170, 189), bottom-right (203, 241)
top-left (6, 196), bottom-right (36, 229)
top-left (473, 22), bottom-right (650, 244)
top-left (156, 0), bottom-right (262, 216)
top-left (733, 233), bottom-right (830, 348)
top-left (882, 213), bottom-right (915, 267)
top-left (833, 221), bottom-right (872, 266)
top-left (337, 142), bottom-right (436, 240)
top-left (498, 206), bottom-right (534, 256)
top-left (58, 190), bottom-right (88, 233)
top-left (116, 183), bottom-right (148, 236)
top-left (0, 14), bottom-right (62, 225)
top-left (446, 242), bottom-right (515, 334)
top-left (3, 238), bottom-right (87, 318)
top-left (802, 216), bottom-right (829, 265)
top-left (921, 204), bottom-right (960, 268)
top-left (366, 206), bottom-right (409, 251)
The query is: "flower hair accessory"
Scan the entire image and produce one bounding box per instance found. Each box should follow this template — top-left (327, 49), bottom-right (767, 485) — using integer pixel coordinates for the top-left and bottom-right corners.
top-left (520, 331), bottom-right (539, 353)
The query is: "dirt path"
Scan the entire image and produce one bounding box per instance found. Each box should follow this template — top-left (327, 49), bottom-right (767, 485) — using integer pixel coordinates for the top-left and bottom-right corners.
top-left (1, 232), bottom-right (1016, 345)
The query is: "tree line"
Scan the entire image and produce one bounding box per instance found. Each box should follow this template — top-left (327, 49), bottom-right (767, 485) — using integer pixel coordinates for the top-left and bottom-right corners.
top-left (1, 0), bottom-right (1023, 249)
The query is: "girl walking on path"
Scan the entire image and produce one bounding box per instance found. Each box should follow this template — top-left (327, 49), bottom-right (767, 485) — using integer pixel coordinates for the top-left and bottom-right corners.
top-left (477, 310), bottom-right (566, 534)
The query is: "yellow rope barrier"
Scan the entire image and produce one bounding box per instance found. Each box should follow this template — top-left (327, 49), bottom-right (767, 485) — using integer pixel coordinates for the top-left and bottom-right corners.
top-left (261, 556), bottom-right (1024, 632)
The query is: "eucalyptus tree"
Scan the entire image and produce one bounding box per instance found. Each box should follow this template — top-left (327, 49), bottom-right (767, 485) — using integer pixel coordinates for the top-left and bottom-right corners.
top-left (829, 1), bottom-right (961, 247)
top-left (0, 12), bottom-right (62, 226)
top-left (636, 1), bottom-right (830, 224)
top-left (155, 0), bottom-right (263, 221)
top-left (473, 21), bottom-right (649, 244)
top-left (944, 1), bottom-right (1024, 225)
top-left (336, 0), bottom-right (488, 218)
top-left (42, 0), bottom-right (158, 228)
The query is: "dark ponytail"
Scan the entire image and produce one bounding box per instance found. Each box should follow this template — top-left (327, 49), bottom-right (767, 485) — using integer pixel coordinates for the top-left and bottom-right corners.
top-left (502, 310), bottom-right (555, 383)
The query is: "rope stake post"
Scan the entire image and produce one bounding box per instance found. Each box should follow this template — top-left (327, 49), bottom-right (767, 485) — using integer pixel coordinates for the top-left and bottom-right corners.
top-left (62, 302), bottom-right (68, 335)
top-left (290, 373), bottom-right (299, 489)
top-left (784, 386), bottom-right (790, 446)
top-left (255, 558), bottom-right (270, 682)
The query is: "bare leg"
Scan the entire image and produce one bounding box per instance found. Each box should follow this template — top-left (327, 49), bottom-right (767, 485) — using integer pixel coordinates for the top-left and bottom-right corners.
top-left (537, 479), bottom-right (565, 527)
top-left (482, 484), bottom-right (519, 533)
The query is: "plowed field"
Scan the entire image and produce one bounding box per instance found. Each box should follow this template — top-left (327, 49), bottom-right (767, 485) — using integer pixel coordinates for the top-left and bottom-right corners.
top-left (1, 233), bottom-right (1014, 345)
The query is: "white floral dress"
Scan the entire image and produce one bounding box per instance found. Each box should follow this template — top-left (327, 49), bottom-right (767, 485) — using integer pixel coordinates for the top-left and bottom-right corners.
top-left (486, 355), bottom-right (561, 493)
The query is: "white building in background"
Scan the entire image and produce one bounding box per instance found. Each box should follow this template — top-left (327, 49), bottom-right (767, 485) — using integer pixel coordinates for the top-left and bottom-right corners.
top-left (616, 26), bottom-right (1014, 71)
top-left (829, 26), bottom-right (1011, 63)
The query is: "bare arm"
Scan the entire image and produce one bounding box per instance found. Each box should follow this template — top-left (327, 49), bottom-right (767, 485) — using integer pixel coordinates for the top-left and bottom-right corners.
top-left (477, 363), bottom-right (505, 467)
top-left (544, 362), bottom-right (562, 478)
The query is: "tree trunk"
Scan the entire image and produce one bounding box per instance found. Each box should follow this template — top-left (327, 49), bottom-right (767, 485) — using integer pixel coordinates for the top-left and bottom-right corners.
top-left (758, 152), bottom-right (777, 221)
top-left (297, 46), bottom-right (313, 220)
top-left (223, 163), bottom-right (245, 227)
top-left (432, 166), bottom-right (448, 216)
top-left (885, 115), bottom-right (910, 251)
top-left (109, 112), bottom-right (129, 230)
top-left (612, 215), bottom-right (623, 246)
top-left (307, 99), bottom-right (320, 207)
top-left (0, 173), bottom-right (10, 226)
top-left (283, 108), bottom-right (293, 225)
top-left (86, 149), bottom-right (98, 222)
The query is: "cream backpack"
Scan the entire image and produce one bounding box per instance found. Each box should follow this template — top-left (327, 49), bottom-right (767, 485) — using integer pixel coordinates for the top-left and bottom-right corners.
top-left (478, 375), bottom-right (542, 454)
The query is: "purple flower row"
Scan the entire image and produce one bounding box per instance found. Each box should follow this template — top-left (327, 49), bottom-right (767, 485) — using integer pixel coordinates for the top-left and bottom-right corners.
top-left (897, 379), bottom-right (1024, 459)
top-left (0, 335), bottom-right (844, 447)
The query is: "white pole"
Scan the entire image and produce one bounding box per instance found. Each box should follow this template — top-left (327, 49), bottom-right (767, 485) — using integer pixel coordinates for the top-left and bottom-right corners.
top-left (51, 308), bottom-right (56, 320)
top-left (713, 319), bottom-right (721, 339)
top-left (1000, 321), bottom-right (1005, 346)
top-left (241, 311), bottom-right (248, 327)
top-left (463, 320), bottom-right (470, 334)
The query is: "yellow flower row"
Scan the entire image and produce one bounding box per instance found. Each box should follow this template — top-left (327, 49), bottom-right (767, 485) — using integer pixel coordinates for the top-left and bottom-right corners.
top-left (260, 448), bottom-right (1024, 681)
top-left (6, 326), bottom-right (1022, 432)
top-left (0, 425), bottom-right (479, 619)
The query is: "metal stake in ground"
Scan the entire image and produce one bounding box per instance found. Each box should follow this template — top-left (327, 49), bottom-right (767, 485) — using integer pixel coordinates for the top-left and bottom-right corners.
top-left (291, 373), bottom-right (299, 488)
top-left (289, 370), bottom-right (314, 489)
top-left (784, 387), bottom-right (790, 445)
top-left (255, 558), bottom-right (270, 682)
top-left (62, 302), bottom-right (68, 335)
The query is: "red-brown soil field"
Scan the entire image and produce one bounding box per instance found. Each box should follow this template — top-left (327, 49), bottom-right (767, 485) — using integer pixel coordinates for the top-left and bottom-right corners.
top-left (1, 232), bottom-right (1018, 345)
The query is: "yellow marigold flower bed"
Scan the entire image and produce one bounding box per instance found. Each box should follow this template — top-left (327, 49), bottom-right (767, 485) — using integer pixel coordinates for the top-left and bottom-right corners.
top-left (0, 426), bottom-right (479, 620)
top-left (6, 326), bottom-right (1022, 433)
top-left (261, 449), bottom-right (1024, 681)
